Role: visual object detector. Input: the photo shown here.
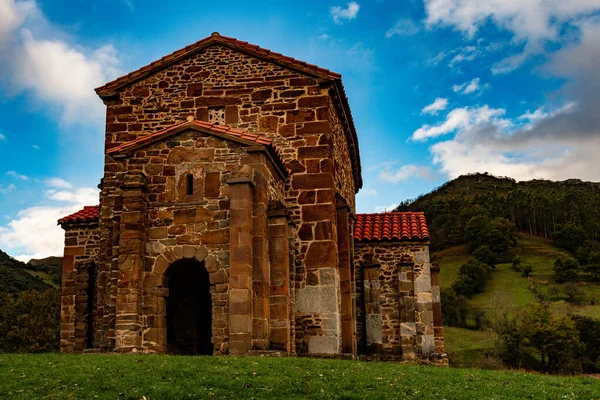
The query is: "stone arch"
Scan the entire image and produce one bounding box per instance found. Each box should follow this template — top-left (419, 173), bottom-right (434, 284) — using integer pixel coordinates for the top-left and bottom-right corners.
top-left (142, 245), bottom-right (227, 354)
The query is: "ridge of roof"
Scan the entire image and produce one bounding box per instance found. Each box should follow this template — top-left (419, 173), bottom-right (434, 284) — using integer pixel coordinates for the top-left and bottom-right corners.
top-left (58, 205), bottom-right (100, 226)
top-left (107, 119), bottom-right (288, 179)
top-left (353, 212), bottom-right (430, 242)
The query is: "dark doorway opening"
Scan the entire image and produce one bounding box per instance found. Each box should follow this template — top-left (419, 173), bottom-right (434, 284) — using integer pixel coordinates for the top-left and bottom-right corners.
top-left (165, 258), bottom-right (212, 355)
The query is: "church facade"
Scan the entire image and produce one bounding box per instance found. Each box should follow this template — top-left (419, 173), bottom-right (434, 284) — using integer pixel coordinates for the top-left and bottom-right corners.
top-left (58, 33), bottom-right (445, 362)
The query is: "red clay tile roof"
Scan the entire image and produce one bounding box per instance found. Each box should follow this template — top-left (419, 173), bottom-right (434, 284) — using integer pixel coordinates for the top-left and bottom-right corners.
top-left (107, 120), bottom-right (273, 154)
top-left (353, 212), bottom-right (430, 242)
top-left (94, 32), bottom-right (362, 190)
top-left (58, 206), bottom-right (99, 225)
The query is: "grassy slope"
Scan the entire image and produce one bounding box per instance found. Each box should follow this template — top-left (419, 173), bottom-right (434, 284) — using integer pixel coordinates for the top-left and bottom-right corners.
top-left (24, 270), bottom-right (60, 289)
top-left (436, 234), bottom-right (600, 365)
top-left (0, 354), bottom-right (599, 400)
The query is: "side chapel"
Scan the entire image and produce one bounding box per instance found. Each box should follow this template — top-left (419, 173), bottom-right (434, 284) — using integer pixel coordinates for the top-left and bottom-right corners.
top-left (58, 33), bottom-right (445, 363)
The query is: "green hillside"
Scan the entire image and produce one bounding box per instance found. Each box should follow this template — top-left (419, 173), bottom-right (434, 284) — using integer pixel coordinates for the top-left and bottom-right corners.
top-left (1, 354), bottom-right (599, 399)
top-left (0, 250), bottom-right (51, 294)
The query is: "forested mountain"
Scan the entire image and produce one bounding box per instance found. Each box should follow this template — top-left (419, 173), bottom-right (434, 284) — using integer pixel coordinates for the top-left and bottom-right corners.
top-left (396, 173), bottom-right (600, 252)
top-left (0, 250), bottom-right (52, 294)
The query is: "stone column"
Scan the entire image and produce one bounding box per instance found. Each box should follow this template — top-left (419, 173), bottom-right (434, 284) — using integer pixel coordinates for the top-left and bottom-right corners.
top-left (399, 255), bottom-right (417, 360)
top-left (413, 248), bottom-right (435, 359)
top-left (268, 204), bottom-right (291, 353)
top-left (252, 173), bottom-right (270, 350)
top-left (228, 166), bottom-right (255, 355)
top-left (336, 203), bottom-right (355, 354)
top-left (114, 173), bottom-right (147, 352)
top-left (363, 266), bottom-right (382, 354)
top-left (431, 263), bottom-right (445, 355)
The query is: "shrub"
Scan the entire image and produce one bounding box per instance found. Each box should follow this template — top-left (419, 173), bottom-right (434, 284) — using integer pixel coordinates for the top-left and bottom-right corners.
top-left (452, 259), bottom-right (491, 297)
top-left (553, 257), bottom-right (579, 283)
top-left (572, 315), bottom-right (600, 373)
top-left (522, 264), bottom-right (533, 278)
top-left (474, 245), bottom-right (498, 268)
top-left (0, 289), bottom-right (60, 353)
top-left (562, 282), bottom-right (586, 304)
top-left (440, 288), bottom-right (469, 327)
top-left (511, 256), bottom-right (522, 272)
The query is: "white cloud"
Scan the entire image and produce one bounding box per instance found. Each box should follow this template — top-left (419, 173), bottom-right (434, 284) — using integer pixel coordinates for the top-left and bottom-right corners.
top-left (45, 177), bottom-right (73, 189)
top-left (0, 181), bottom-right (99, 261)
top-left (452, 77), bottom-right (483, 95)
top-left (386, 18), bottom-right (420, 38)
top-left (32, 144), bottom-right (39, 150)
top-left (374, 203), bottom-right (399, 213)
top-left (0, 184), bottom-right (16, 194)
top-left (6, 170), bottom-right (28, 180)
top-left (412, 105), bottom-right (510, 141)
top-left (0, 0), bottom-right (121, 126)
top-left (448, 45), bottom-right (478, 66)
top-left (0, 133), bottom-right (6, 140)
top-left (378, 165), bottom-right (433, 183)
top-left (424, 0), bottom-right (600, 72)
top-left (359, 188), bottom-right (377, 196)
top-left (330, 2), bottom-right (360, 24)
top-left (421, 97), bottom-right (448, 115)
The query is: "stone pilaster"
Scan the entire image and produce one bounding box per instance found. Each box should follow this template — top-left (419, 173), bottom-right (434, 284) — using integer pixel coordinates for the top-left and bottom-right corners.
top-left (431, 263), bottom-right (445, 355)
top-left (268, 204), bottom-right (291, 353)
top-left (252, 172), bottom-right (270, 350)
top-left (114, 173), bottom-right (147, 352)
top-left (228, 166), bottom-right (255, 355)
top-left (336, 202), bottom-right (355, 354)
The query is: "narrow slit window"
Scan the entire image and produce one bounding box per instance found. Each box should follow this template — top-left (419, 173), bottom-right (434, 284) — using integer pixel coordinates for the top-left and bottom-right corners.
top-left (186, 174), bottom-right (194, 195)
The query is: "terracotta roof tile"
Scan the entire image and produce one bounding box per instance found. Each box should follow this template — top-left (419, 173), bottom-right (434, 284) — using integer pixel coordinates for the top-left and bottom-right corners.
top-left (107, 120), bottom-right (273, 154)
top-left (106, 120), bottom-right (287, 179)
top-left (353, 212), bottom-right (430, 242)
top-left (58, 206), bottom-right (100, 225)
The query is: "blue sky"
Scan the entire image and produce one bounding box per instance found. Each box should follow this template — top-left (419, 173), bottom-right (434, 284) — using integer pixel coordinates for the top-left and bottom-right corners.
top-left (1, 0), bottom-right (600, 260)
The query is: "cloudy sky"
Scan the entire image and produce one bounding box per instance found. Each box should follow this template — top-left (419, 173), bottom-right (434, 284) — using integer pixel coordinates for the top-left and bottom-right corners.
top-left (1, 0), bottom-right (600, 260)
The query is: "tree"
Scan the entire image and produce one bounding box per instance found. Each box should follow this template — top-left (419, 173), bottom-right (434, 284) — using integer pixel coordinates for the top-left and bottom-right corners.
top-left (464, 215), bottom-right (517, 255)
top-left (520, 303), bottom-right (581, 373)
top-left (440, 288), bottom-right (469, 327)
top-left (562, 282), bottom-right (586, 304)
top-left (452, 259), bottom-right (491, 297)
top-left (0, 289), bottom-right (60, 353)
top-left (522, 264), bottom-right (533, 278)
top-left (553, 257), bottom-right (579, 283)
top-left (572, 315), bottom-right (600, 373)
top-left (583, 251), bottom-right (600, 280)
top-left (473, 245), bottom-right (498, 268)
top-left (554, 223), bottom-right (587, 253)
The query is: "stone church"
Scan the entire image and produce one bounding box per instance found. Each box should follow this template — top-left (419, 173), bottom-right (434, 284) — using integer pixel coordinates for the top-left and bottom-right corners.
top-left (58, 33), bottom-right (445, 362)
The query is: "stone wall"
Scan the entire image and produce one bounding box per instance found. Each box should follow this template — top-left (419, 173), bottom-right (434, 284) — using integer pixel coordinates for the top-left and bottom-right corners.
top-left (99, 44), bottom-right (359, 355)
top-left (60, 223), bottom-right (100, 352)
top-left (353, 241), bottom-right (446, 362)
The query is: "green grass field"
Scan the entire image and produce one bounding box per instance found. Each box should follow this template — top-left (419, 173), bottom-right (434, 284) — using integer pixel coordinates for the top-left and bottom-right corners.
top-left (436, 234), bottom-right (600, 367)
top-left (435, 234), bottom-right (600, 316)
top-left (1, 353), bottom-right (599, 399)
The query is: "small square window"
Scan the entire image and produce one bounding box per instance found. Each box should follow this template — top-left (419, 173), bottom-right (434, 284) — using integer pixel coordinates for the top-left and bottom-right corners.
top-left (208, 107), bottom-right (225, 125)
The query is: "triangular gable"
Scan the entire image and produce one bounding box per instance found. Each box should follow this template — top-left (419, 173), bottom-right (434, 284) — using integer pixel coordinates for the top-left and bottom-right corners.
top-left (95, 32), bottom-right (340, 96)
top-left (107, 120), bottom-right (287, 179)
top-left (95, 32), bottom-right (362, 190)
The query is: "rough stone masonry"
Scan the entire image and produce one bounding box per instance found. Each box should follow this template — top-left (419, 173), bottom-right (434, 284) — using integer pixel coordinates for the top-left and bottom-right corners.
top-left (58, 32), bottom-right (446, 364)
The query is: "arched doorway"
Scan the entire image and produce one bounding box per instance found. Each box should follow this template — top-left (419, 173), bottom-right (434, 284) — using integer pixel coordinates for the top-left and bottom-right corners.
top-left (165, 258), bottom-right (212, 355)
